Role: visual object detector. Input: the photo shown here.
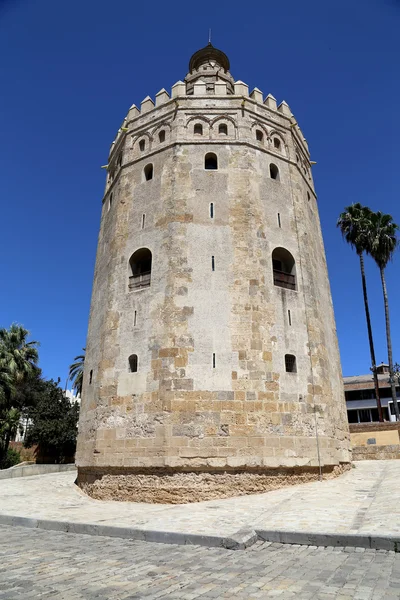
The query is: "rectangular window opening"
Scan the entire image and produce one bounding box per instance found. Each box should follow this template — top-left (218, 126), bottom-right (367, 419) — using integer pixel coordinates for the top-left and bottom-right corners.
top-left (277, 212), bottom-right (281, 228)
top-left (210, 203), bottom-right (214, 219)
top-left (211, 256), bottom-right (215, 271)
top-left (288, 309), bottom-right (291, 326)
top-left (285, 354), bottom-right (297, 373)
top-left (142, 214), bottom-right (145, 229)
top-left (134, 310), bottom-right (137, 326)
top-left (212, 353), bottom-right (216, 368)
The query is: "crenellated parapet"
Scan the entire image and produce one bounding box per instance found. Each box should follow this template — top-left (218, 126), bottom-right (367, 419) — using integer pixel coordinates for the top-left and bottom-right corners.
top-left (104, 77), bottom-right (313, 195)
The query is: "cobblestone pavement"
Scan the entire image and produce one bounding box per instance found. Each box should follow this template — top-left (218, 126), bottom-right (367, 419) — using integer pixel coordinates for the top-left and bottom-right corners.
top-left (0, 525), bottom-right (399, 599)
top-left (0, 461), bottom-right (399, 543)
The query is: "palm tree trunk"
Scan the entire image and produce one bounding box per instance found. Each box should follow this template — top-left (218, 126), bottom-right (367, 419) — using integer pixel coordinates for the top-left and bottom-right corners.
top-left (359, 254), bottom-right (383, 421)
top-left (380, 267), bottom-right (400, 420)
top-left (0, 390), bottom-right (12, 466)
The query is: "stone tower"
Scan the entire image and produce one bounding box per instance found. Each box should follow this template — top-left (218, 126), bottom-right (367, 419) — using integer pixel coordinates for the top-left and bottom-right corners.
top-left (76, 43), bottom-right (351, 502)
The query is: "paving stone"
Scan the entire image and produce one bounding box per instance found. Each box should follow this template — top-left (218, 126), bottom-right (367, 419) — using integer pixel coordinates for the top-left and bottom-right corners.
top-left (0, 524), bottom-right (398, 599)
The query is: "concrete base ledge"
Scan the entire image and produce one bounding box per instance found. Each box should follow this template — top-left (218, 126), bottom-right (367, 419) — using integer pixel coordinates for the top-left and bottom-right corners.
top-left (0, 464), bottom-right (76, 480)
top-left (1, 513), bottom-right (399, 552)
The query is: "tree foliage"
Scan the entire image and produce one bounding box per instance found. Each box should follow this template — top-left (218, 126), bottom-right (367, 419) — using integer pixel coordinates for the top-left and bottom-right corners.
top-left (0, 324), bottom-right (39, 465)
top-left (68, 349), bottom-right (85, 396)
top-left (337, 203), bottom-right (373, 256)
top-left (24, 379), bottom-right (79, 463)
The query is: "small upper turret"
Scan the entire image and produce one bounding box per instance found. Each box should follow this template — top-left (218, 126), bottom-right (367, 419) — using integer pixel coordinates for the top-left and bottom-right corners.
top-left (185, 42), bottom-right (235, 95)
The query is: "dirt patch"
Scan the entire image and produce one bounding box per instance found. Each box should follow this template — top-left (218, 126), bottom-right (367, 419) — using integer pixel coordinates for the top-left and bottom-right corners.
top-left (78, 463), bottom-right (351, 504)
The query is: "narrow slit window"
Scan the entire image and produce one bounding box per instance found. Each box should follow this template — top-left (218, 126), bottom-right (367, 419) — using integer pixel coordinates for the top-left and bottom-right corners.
top-left (109, 193), bottom-right (113, 211)
top-left (210, 203), bottom-right (214, 219)
top-left (144, 164), bottom-right (153, 181)
top-left (285, 354), bottom-right (297, 373)
top-left (288, 310), bottom-right (292, 326)
top-left (134, 310), bottom-right (137, 326)
top-left (159, 130), bottom-right (166, 143)
top-left (129, 354), bottom-right (138, 373)
top-left (139, 140), bottom-right (145, 152)
top-left (212, 353), bottom-right (216, 368)
top-left (219, 123), bottom-right (228, 135)
top-left (307, 192), bottom-right (311, 201)
top-left (89, 369), bottom-right (93, 384)
top-left (277, 213), bottom-right (281, 228)
top-left (142, 213), bottom-right (145, 229)
top-left (211, 256), bottom-right (215, 271)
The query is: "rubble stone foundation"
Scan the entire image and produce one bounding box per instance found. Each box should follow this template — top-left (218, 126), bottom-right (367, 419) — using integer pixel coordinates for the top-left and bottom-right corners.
top-left (77, 464), bottom-right (351, 504)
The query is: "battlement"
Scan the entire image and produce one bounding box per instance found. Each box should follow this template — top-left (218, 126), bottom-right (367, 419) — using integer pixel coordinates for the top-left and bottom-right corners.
top-left (108, 79), bottom-right (310, 158)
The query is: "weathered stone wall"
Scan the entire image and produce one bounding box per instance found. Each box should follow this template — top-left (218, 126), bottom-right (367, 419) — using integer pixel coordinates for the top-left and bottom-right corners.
top-left (352, 445), bottom-right (400, 460)
top-left (76, 71), bottom-right (351, 499)
top-left (350, 422), bottom-right (400, 460)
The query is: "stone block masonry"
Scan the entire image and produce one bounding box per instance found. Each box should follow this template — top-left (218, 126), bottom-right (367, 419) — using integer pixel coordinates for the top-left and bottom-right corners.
top-left (76, 42), bottom-right (351, 501)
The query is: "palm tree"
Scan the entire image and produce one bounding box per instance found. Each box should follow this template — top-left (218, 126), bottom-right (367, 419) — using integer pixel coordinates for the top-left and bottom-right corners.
top-left (68, 349), bottom-right (85, 396)
top-left (367, 211), bottom-right (400, 420)
top-left (0, 324), bottom-right (39, 401)
top-left (337, 204), bottom-right (383, 421)
top-left (0, 324), bottom-right (39, 463)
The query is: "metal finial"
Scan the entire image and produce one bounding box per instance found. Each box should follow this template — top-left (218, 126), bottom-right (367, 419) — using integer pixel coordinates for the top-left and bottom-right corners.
top-left (208, 28), bottom-right (211, 44)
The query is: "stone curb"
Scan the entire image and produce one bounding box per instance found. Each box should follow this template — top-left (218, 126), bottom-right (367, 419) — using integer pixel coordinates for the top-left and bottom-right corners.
top-left (0, 514), bottom-right (242, 549)
top-left (256, 529), bottom-right (400, 552)
top-left (1, 514), bottom-right (399, 552)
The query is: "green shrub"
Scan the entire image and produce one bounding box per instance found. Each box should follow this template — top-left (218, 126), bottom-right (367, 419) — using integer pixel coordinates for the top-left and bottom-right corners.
top-left (0, 447), bottom-right (21, 469)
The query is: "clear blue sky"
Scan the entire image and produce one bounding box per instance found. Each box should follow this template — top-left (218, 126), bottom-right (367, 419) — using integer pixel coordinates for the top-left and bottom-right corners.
top-left (0, 0), bottom-right (399, 382)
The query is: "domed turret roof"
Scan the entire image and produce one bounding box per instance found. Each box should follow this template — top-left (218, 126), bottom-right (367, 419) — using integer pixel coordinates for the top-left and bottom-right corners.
top-left (188, 42), bottom-right (230, 73)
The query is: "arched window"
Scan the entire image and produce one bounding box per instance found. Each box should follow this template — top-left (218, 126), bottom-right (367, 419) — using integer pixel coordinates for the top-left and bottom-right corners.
top-left (139, 140), bottom-right (145, 152)
top-left (144, 164), bottom-right (153, 181)
top-left (272, 247), bottom-right (296, 290)
top-left (285, 354), bottom-right (297, 373)
top-left (194, 123), bottom-right (203, 135)
top-left (129, 248), bottom-right (152, 290)
top-left (270, 163), bottom-right (280, 180)
top-left (219, 123), bottom-right (228, 135)
top-left (205, 153), bottom-right (218, 170)
top-left (159, 130), bottom-right (165, 143)
top-left (273, 138), bottom-right (281, 150)
top-left (256, 130), bottom-right (263, 142)
top-left (129, 354), bottom-right (138, 373)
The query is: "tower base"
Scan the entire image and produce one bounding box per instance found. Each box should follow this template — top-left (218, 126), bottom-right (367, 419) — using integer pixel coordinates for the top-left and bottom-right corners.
top-left (77, 464), bottom-right (351, 504)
